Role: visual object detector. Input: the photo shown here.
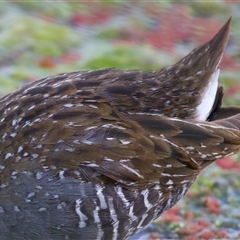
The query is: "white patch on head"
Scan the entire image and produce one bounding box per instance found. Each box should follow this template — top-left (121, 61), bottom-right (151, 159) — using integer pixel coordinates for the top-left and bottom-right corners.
top-left (195, 68), bottom-right (220, 121)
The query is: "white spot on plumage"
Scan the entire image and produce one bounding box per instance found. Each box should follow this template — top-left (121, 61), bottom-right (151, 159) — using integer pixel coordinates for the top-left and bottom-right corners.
top-left (15, 156), bottom-right (21, 162)
top-left (186, 146), bottom-right (195, 150)
top-left (102, 124), bottom-right (113, 128)
top-left (181, 180), bottom-right (190, 184)
top-left (0, 165), bottom-right (5, 172)
top-left (28, 105), bottom-right (35, 111)
top-left (64, 103), bottom-right (73, 107)
top-left (162, 173), bottom-right (171, 177)
top-left (82, 139), bottom-right (93, 145)
top-left (17, 146), bottom-right (23, 153)
top-left (12, 119), bottom-right (17, 126)
top-left (85, 126), bottom-right (97, 130)
top-left (206, 58), bottom-right (210, 67)
top-left (14, 205), bottom-right (20, 212)
top-left (166, 179), bottom-right (173, 185)
top-left (36, 172), bottom-right (43, 180)
top-left (59, 170), bottom-right (65, 180)
top-left (85, 163), bottom-right (99, 167)
top-left (65, 147), bottom-right (75, 152)
top-left (38, 207), bottom-right (47, 212)
top-left (119, 159), bottom-right (130, 163)
top-left (151, 87), bottom-right (158, 91)
top-left (106, 137), bottom-right (115, 140)
top-left (201, 143), bottom-right (207, 148)
top-left (0, 183), bottom-right (8, 189)
top-left (119, 139), bottom-right (131, 145)
top-left (104, 157), bottom-right (114, 162)
top-left (11, 171), bottom-right (17, 176)
top-left (27, 192), bottom-right (35, 198)
top-left (205, 45), bottom-right (210, 52)
top-left (5, 153), bottom-right (12, 159)
top-left (172, 174), bottom-right (189, 177)
top-left (89, 104), bottom-right (98, 108)
top-left (152, 163), bottom-right (161, 168)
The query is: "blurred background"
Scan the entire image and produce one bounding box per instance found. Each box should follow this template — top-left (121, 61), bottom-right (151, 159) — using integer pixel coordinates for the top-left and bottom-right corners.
top-left (1, 1), bottom-right (240, 239)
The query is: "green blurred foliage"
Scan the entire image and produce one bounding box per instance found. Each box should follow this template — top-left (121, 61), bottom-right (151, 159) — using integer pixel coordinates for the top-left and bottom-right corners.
top-left (189, 2), bottom-right (229, 17)
top-left (0, 15), bottom-right (79, 56)
top-left (82, 44), bottom-right (171, 70)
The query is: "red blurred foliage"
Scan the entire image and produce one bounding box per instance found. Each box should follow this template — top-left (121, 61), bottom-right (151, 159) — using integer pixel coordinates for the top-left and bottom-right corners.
top-left (215, 229), bottom-right (229, 238)
top-left (144, 31), bottom-right (175, 51)
top-left (143, 5), bottom-right (191, 51)
top-left (189, 17), bottom-right (223, 44)
top-left (197, 228), bottom-right (228, 239)
top-left (225, 83), bottom-right (240, 96)
top-left (38, 53), bottom-right (81, 68)
top-left (177, 218), bottom-right (229, 239)
top-left (70, 7), bottom-right (112, 26)
top-left (27, 76), bottom-right (38, 83)
top-left (196, 219), bottom-right (211, 228)
top-left (205, 196), bottom-right (220, 214)
top-left (112, 39), bottom-right (136, 46)
top-left (161, 206), bottom-right (181, 222)
top-left (37, 13), bottom-right (54, 23)
top-left (60, 52), bottom-right (81, 63)
top-left (148, 231), bottom-right (161, 240)
top-left (177, 219), bottom-right (210, 237)
top-left (198, 230), bottom-right (215, 239)
top-left (186, 189), bottom-right (197, 197)
top-left (184, 210), bottom-right (194, 220)
top-left (220, 53), bottom-right (237, 70)
top-left (38, 57), bottom-right (55, 68)
top-left (216, 156), bottom-right (240, 170)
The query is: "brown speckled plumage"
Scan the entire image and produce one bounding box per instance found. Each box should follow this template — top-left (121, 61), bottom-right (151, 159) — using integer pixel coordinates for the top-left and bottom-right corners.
top-left (0, 17), bottom-right (239, 240)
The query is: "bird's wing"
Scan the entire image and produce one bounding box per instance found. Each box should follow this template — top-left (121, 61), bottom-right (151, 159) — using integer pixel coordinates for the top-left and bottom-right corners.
top-left (12, 95), bottom-right (240, 189)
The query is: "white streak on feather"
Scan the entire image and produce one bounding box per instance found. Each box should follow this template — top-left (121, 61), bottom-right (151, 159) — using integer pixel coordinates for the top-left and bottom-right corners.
top-left (75, 199), bottom-right (88, 228)
top-left (195, 68), bottom-right (220, 121)
top-left (95, 185), bottom-right (107, 209)
top-left (120, 164), bottom-right (144, 179)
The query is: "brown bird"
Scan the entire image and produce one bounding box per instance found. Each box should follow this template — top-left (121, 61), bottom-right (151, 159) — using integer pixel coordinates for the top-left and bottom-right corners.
top-left (0, 17), bottom-right (240, 240)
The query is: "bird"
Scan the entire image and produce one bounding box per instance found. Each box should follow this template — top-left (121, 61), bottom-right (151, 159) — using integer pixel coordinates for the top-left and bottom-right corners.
top-left (0, 17), bottom-right (240, 240)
